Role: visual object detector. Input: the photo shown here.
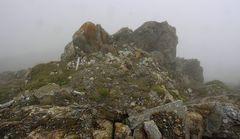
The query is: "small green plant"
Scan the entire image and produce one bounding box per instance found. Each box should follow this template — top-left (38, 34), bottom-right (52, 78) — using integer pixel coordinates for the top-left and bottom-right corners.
top-left (97, 88), bottom-right (110, 97)
top-left (90, 87), bottom-right (110, 101)
top-left (151, 84), bottom-right (166, 97)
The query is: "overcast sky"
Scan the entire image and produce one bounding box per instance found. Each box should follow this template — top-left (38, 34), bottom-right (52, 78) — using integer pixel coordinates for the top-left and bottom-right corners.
top-left (0, 0), bottom-right (240, 84)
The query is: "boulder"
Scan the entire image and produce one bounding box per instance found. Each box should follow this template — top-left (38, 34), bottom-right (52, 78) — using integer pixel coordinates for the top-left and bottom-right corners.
top-left (188, 96), bottom-right (240, 139)
top-left (143, 120), bottom-right (162, 139)
top-left (114, 122), bottom-right (131, 139)
top-left (61, 22), bottom-right (111, 62)
top-left (93, 119), bottom-right (113, 139)
top-left (130, 21), bottom-right (178, 65)
top-left (72, 22), bottom-right (110, 55)
top-left (33, 83), bottom-right (60, 98)
top-left (133, 126), bottom-right (147, 139)
top-left (61, 42), bottom-right (76, 61)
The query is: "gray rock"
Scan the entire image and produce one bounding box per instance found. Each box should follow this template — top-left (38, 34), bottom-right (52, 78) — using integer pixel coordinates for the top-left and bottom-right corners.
top-left (189, 100), bottom-right (240, 139)
top-left (127, 100), bottom-right (187, 129)
top-left (34, 83), bottom-right (60, 98)
top-left (130, 21), bottom-right (178, 65)
top-left (143, 120), bottom-right (162, 139)
top-left (133, 126), bottom-right (147, 139)
top-left (0, 100), bottom-right (14, 109)
top-left (112, 27), bottom-right (133, 43)
top-left (176, 58), bottom-right (204, 86)
top-left (61, 42), bottom-right (76, 61)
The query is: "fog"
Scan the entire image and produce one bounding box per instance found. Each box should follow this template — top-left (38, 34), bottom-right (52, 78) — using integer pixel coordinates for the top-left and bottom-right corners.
top-left (0, 0), bottom-right (240, 84)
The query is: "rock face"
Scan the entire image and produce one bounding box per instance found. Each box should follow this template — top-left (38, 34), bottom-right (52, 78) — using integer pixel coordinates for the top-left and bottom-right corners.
top-left (176, 58), bottom-right (204, 87)
top-left (62, 21), bottom-right (178, 67)
top-left (61, 21), bottom-right (111, 61)
top-left (129, 21), bottom-right (178, 65)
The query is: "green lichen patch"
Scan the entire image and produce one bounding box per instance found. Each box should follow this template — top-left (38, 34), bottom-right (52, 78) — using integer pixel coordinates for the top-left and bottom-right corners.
top-left (151, 84), bottom-right (167, 97)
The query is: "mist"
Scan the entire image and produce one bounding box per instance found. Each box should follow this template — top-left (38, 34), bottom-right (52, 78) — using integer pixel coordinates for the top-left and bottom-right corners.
top-left (0, 0), bottom-right (240, 84)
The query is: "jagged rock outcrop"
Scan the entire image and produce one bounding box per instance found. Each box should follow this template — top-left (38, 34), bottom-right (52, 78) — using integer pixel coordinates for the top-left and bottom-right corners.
top-left (112, 27), bottom-right (133, 43)
top-left (175, 58), bottom-right (204, 87)
top-left (128, 21), bottom-right (178, 65)
top-left (62, 21), bottom-right (178, 67)
top-left (4, 21), bottom-right (238, 139)
top-left (61, 21), bottom-right (111, 61)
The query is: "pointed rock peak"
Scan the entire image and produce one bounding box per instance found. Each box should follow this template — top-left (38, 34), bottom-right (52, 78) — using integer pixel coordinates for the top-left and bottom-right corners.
top-left (73, 21), bottom-right (97, 40)
top-left (135, 21), bottom-right (176, 34)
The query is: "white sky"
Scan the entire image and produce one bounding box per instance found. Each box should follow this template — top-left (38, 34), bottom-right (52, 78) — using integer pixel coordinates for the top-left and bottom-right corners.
top-left (0, 0), bottom-right (240, 84)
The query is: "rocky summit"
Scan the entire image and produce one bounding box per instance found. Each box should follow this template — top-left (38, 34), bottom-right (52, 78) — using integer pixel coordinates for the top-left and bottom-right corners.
top-left (0, 21), bottom-right (240, 139)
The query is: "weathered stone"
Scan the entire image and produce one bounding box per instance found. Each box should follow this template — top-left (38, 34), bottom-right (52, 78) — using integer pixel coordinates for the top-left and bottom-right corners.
top-left (143, 120), bottom-right (162, 139)
top-left (93, 119), bottom-right (113, 139)
top-left (133, 126), bottom-right (147, 139)
top-left (127, 100), bottom-right (187, 129)
top-left (114, 122), bottom-right (131, 139)
top-left (188, 96), bottom-right (240, 139)
top-left (34, 83), bottom-right (60, 98)
top-left (176, 58), bottom-right (204, 86)
top-left (61, 42), bottom-right (76, 61)
top-left (130, 21), bottom-right (178, 65)
top-left (0, 100), bottom-right (14, 109)
top-left (112, 27), bottom-right (133, 44)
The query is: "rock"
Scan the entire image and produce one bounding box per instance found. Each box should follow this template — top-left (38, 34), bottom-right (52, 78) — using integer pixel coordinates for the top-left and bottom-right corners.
top-left (61, 21), bottom-right (111, 62)
top-left (26, 128), bottom-right (65, 139)
top-left (188, 97), bottom-right (240, 139)
top-left (127, 100), bottom-right (187, 129)
top-left (151, 111), bottom-right (184, 139)
top-left (114, 122), bottom-right (131, 139)
top-left (143, 120), bottom-right (162, 139)
top-left (72, 90), bottom-right (85, 96)
top-left (61, 42), bottom-right (76, 61)
top-left (0, 100), bottom-right (14, 109)
top-left (130, 21), bottom-right (178, 65)
top-left (133, 126), bottom-right (147, 139)
top-left (112, 27), bottom-right (133, 44)
top-left (63, 21), bottom-right (111, 58)
top-left (93, 119), bottom-right (113, 139)
top-left (34, 83), bottom-right (60, 98)
top-left (176, 58), bottom-right (204, 87)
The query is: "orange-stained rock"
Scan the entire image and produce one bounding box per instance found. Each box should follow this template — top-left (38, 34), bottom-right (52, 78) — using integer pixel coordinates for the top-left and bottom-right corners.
top-left (80, 21), bottom-right (97, 44)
